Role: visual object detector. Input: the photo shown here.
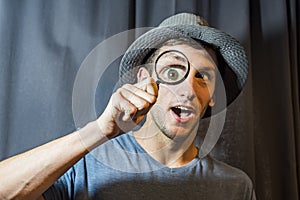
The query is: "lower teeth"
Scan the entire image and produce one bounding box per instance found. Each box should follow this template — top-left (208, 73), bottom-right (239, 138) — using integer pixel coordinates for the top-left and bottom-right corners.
top-left (180, 112), bottom-right (190, 118)
top-left (171, 107), bottom-right (191, 118)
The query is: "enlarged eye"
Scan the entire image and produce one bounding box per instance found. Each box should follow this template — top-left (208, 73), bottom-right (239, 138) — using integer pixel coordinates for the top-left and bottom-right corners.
top-left (166, 68), bottom-right (179, 80)
top-left (160, 65), bottom-right (187, 83)
top-left (155, 50), bottom-right (190, 84)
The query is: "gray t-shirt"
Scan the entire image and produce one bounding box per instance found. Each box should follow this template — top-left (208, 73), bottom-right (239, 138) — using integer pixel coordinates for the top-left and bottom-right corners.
top-left (43, 133), bottom-right (255, 199)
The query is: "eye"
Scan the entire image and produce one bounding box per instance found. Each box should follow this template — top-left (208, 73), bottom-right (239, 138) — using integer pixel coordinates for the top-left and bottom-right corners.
top-left (195, 71), bottom-right (211, 81)
top-left (160, 65), bottom-right (187, 82)
top-left (166, 68), bottom-right (179, 80)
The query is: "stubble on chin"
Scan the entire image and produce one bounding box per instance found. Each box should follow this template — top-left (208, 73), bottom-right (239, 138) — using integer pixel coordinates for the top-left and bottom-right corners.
top-left (149, 107), bottom-right (200, 141)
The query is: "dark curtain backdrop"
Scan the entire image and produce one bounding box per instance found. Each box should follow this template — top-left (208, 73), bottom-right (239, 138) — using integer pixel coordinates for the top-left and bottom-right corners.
top-left (0, 0), bottom-right (299, 199)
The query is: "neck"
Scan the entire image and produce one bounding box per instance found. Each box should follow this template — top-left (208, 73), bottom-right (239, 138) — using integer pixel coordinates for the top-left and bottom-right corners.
top-left (133, 116), bottom-right (199, 168)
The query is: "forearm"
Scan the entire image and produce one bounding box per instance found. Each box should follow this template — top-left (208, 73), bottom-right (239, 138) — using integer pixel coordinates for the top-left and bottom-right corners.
top-left (0, 77), bottom-right (158, 199)
top-left (0, 120), bottom-right (107, 200)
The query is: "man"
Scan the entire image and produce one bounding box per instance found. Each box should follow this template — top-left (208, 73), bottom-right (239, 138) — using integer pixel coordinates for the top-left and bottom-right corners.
top-left (0, 13), bottom-right (255, 199)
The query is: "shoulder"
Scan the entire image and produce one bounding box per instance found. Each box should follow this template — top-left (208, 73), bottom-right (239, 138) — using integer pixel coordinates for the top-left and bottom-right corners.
top-left (83, 133), bottom-right (158, 173)
top-left (197, 156), bottom-right (255, 199)
top-left (205, 156), bottom-right (253, 184)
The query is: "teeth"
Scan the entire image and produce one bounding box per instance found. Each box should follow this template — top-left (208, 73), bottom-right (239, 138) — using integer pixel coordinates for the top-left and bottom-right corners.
top-left (172, 106), bottom-right (193, 118)
top-left (180, 112), bottom-right (190, 118)
top-left (175, 106), bottom-right (190, 111)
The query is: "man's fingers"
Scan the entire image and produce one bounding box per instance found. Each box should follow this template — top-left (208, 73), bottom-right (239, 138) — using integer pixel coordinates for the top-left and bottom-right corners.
top-left (110, 92), bottom-right (137, 120)
top-left (135, 77), bottom-right (159, 97)
top-left (112, 85), bottom-right (152, 119)
top-left (145, 78), bottom-right (159, 96)
top-left (101, 78), bottom-right (159, 135)
top-left (122, 84), bottom-right (156, 106)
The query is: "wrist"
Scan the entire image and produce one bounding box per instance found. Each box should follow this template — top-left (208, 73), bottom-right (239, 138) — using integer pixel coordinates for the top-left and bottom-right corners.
top-left (77, 120), bottom-right (109, 152)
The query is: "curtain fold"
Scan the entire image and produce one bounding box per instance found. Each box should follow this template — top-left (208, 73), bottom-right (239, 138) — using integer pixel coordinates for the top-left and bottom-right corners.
top-left (0, 0), bottom-right (298, 199)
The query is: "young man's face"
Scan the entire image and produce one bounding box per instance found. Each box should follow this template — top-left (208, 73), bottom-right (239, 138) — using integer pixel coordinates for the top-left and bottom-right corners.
top-left (147, 44), bottom-right (217, 140)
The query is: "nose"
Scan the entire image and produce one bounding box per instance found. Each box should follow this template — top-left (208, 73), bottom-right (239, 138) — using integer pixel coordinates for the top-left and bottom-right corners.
top-left (181, 90), bottom-right (196, 101)
top-left (174, 70), bottom-right (197, 101)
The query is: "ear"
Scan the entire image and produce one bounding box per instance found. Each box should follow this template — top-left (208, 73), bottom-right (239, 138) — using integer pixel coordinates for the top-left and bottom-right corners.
top-left (137, 67), bottom-right (151, 82)
top-left (208, 98), bottom-right (215, 107)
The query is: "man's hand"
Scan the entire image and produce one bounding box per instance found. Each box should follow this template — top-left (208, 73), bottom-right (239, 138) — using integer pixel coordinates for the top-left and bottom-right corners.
top-left (0, 79), bottom-right (158, 200)
top-left (97, 77), bottom-right (158, 138)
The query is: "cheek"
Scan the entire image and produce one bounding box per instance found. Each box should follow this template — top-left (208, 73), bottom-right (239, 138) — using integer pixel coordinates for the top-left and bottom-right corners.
top-left (195, 84), bottom-right (215, 103)
top-left (156, 86), bottom-right (176, 102)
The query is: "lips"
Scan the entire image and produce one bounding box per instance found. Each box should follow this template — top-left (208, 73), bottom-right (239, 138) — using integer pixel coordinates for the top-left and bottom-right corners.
top-left (170, 105), bottom-right (196, 123)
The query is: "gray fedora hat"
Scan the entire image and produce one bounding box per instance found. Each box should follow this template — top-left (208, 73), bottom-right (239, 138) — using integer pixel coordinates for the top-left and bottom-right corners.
top-left (119, 13), bottom-right (248, 114)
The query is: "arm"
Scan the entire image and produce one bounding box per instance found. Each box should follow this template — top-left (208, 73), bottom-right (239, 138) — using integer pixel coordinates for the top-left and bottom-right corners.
top-left (0, 78), bottom-right (158, 200)
top-left (0, 124), bottom-right (98, 200)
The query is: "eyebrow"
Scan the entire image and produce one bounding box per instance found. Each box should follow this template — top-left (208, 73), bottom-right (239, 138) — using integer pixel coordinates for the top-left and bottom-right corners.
top-left (157, 50), bottom-right (217, 70)
top-left (200, 66), bottom-right (216, 71)
top-left (193, 65), bottom-right (216, 73)
top-left (159, 53), bottom-right (187, 64)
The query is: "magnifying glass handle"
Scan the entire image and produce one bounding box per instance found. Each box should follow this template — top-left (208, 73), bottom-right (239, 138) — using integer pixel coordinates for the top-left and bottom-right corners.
top-left (155, 80), bottom-right (161, 89)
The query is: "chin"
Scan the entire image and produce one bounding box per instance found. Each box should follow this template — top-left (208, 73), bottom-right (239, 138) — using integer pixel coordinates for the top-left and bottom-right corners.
top-left (162, 123), bottom-right (199, 141)
top-left (150, 107), bottom-right (199, 139)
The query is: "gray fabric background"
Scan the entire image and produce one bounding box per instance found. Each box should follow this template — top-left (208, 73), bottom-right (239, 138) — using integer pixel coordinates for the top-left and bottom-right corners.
top-left (0, 0), bottom-right (299, 199)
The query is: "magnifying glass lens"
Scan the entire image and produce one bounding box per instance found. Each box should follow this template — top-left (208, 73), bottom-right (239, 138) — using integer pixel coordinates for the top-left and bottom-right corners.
top-left (155, 50), bottom-right (190, 85)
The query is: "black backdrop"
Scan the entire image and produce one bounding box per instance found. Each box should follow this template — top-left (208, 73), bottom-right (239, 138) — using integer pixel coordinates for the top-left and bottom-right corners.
top-left (0, 0), bottom-right (299, 199)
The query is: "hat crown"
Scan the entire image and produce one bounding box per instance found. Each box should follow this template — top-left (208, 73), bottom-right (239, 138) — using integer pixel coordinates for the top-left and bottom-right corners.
top-left (159, 13), bottom-right (209, 27)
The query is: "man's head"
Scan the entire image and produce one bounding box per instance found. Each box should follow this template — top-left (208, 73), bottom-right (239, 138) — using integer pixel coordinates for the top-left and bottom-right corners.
top-left (119, 13), bottom-right (248, 117)
top-left (135, 38), bottom-right (218, 139)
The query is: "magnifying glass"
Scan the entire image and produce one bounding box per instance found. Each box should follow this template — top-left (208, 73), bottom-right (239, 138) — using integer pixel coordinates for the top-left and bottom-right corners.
top-left (154, 50), bottom-right (190, 85)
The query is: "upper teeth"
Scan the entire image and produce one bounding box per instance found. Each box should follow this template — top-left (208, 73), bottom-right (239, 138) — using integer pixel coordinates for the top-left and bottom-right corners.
top-left (176, 106), bottom-right (189, 111)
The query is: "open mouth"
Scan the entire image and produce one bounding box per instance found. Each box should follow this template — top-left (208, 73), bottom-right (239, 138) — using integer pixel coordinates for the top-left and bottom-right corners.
top-left (171, 106), bottom-right (194, 119)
